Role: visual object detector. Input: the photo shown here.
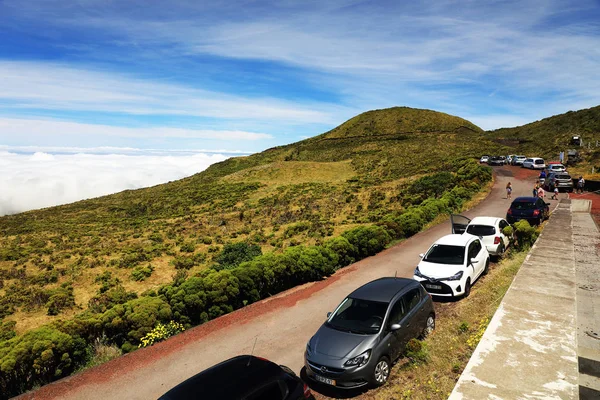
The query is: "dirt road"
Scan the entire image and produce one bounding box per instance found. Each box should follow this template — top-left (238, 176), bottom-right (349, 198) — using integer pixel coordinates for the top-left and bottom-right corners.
top-left (19, 166), bottom-right (544, 400)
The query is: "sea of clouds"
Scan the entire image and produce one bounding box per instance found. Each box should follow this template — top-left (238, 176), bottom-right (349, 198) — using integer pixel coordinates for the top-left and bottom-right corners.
top-left (0, 150), bottom-right (231, 216)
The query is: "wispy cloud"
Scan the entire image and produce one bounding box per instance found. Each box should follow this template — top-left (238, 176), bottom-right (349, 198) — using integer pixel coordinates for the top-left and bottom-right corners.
top-left (0, 151), bottom-right (229, 216)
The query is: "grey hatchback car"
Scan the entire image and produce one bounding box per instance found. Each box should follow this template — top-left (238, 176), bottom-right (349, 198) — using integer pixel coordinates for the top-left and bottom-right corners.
top-left (304, 278), bottom-right (435, 389)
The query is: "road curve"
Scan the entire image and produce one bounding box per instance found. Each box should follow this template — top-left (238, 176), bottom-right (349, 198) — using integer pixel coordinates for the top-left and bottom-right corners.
top-left (19, 166), bottom-right (545, 400)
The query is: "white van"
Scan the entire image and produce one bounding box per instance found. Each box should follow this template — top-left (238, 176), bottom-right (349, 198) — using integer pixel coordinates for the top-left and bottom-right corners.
top-left (522, 157), bottom-right (545, 169)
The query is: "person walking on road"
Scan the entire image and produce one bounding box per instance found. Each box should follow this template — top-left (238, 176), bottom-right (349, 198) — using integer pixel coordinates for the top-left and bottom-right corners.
top-left (537, 186), bottom-right (545, 199)
top-left (533, 183), bottom-right (539, 198)
top-left (506, 182), bottom-right (512, 199)
top-left (552, 187), bottom-right (559, 200)
top-left (577, 176), bottom-right (585, 194)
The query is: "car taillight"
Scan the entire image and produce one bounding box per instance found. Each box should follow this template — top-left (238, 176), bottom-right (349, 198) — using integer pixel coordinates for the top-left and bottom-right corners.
top-left (303, 383), bottom-right (312, 398)
top-left (494, 236), bottom-right (501, 244)
top-left (507, 208), bottom-right (512, 215)
top-left (533, 209), bottom-right (540, 216)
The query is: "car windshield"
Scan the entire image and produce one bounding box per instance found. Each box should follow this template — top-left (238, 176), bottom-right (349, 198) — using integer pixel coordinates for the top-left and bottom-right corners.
top-left (466, 225), bottom-right (496, 236)
top-left (326, 297), bottom-right (388, 335)
top-left (423, 244), bottom-right (465, 265)
top-left (511, 201), bottom-right (537, 210)
top-left (557, 174), bottom-right (571, 180)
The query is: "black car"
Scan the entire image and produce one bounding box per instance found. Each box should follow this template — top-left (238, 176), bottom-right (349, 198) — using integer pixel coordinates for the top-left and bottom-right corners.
top-left (304, 278), bottom-right (435, 389)
top-left (159, 355), bottom-right (315, 400)
top-left (506, 197), bottom-right (550, 225)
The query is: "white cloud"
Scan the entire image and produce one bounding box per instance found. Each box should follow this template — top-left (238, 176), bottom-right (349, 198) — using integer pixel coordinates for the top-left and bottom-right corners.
top-left (0, 61), bottom-right (339, 124)
top-left (0, 118), bottom-right (272, 141)
top-left (0, 151), bottom-right (229, 216)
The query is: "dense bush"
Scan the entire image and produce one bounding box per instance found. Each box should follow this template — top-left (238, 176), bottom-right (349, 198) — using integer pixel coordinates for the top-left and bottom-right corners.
top-left (131, 265), bottom-right (154, 282)
top-left (213, 242), bottom-right (262, 270)
top-left (511, 220), bottom-right (540, 251)
top-left (342, 226), bottom-right (391, 259)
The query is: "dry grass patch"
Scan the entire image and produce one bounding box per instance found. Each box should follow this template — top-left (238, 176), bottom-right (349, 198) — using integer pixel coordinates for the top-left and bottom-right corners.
top-left (222, 161), bottom-right (355, 185)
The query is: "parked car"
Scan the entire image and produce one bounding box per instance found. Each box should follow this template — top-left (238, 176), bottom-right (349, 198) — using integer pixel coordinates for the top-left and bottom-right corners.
top-left (522, 157), bottom-right (545, 169)
top-left (487, 156), bottom-right (504, 166)
top-left (159, 355), bottom-right (315, 400)
top-left (506, 154), bottom-right (516, 164)
top-left (413, 234), bottom-right (490, 298)
top-left (506, 197), bottom-right (550, 225)
top-left (304, 278), bottom-right (435, 389)
top-left (450, 215), bottom-right (511, 257)
top-left (480, 155), bottom-right (490, 163)
top-left (545, 172), bottom-right (574, 192)
top-left (546, 162), bottom-right (566, 173)
top-left (511, 155), bottom-right (527, 166)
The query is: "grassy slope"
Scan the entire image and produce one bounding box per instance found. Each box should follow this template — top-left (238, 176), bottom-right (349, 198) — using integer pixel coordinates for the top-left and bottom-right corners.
top-left (486, 105), bottom-right (600, 176)
top-left (0, 107), bottom-right (505, 335)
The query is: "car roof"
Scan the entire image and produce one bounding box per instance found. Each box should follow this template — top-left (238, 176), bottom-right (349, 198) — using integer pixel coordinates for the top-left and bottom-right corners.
top-left (349, 277), bottom-right (418, 303)
top-left (512, 196), bottom-right (539, 202)
top-left (468, 216), bottom-right (500, 226)
top-left (434, 233), bottom-right (476, 246)
top-left (159, 355), bottom-right (284, 399)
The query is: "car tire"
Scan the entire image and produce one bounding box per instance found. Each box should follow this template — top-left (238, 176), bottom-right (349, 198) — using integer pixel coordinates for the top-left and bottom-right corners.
top-left (370, 356), bottom-right (390, 387)
top-left (422, 313), bottom-right (435, 338)
top-left (463, 278), bottom-right (471, 298)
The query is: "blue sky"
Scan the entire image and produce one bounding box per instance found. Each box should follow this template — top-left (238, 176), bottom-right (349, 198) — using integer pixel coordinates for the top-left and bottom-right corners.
top-left (1, 0), bottom-right (600, 154)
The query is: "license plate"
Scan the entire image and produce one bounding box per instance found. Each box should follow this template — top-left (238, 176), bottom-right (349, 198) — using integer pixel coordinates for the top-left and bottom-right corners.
top-left (426, 284), bottom-right (442, 290)
top-left (314, 374), bottom-right (336, 386)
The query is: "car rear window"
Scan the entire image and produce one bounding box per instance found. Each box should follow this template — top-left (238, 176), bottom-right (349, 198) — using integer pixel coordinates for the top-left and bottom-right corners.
top-left (511, 201), bottom-right (536, 210)
top-left (535, 159), bottom-right (544, 164)
top-left (466, 225), bottom-right (496, 236)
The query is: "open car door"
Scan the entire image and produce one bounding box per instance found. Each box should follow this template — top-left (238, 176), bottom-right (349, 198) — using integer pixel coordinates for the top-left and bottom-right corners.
top-left (451, 214), bottom-right (471, 234)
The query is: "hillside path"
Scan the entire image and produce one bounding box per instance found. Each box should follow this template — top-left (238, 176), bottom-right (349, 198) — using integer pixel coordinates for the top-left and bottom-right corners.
top-left (19, 166), bottom-right (544, 400)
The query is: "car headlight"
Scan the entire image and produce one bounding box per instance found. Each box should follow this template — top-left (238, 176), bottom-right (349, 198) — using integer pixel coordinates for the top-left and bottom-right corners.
top-left (306, 342), bottom-right (312, 355)
top-left (344, 350), bottom-right (371, 367)
top-left (414, 266), bottom-right (428, 279)
top-left (445, 271), bottom-right (463, 281)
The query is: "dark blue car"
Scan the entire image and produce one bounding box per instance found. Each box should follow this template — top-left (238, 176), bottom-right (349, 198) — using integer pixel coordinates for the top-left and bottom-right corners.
top-left (506, 196), bottom-right (550, 225)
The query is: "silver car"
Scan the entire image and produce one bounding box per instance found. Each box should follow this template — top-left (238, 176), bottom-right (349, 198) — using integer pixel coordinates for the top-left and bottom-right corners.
top-left (304, 278), bottom-right (435, 389)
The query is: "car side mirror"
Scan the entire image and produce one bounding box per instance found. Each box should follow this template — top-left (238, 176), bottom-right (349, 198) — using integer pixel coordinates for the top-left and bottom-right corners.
top-left (470, 258), bottom-right (478, 265)
top-left (390, 323), bottom-right (401, 331)
top-left (419, 253), bottom-right (424, 258)
top-left (326, 312), bottom-right (331, 318)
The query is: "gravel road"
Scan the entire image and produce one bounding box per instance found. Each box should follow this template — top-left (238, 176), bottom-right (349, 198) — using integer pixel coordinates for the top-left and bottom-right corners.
top-left (18, 166), bottom-right (545, 400)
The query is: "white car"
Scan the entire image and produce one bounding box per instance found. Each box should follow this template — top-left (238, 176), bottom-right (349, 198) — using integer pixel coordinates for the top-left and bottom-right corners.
top-left (480, 155), bottom-right (489, 163)
top-left (451, 214), bottom-right (511, 257)
top-left (546, 163), bottom-right (566, 173)
top-left (413, 234), bottom-right (490, 298)
top-left (522, 157), bottom-right (545, 169)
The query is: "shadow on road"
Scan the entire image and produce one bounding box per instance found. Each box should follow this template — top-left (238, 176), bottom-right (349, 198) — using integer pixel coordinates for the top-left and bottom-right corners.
top-left (300, 367), bottom-right (369, 399)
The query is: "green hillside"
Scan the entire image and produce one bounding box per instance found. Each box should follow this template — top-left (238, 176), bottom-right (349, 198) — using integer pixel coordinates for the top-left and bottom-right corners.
top-left (0, 107), bottom-right (501, 397)
top-left (486, 105), bottom-right (600, 167)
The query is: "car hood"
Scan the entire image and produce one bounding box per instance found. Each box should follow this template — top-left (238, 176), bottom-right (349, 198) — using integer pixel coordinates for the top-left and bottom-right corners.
top-left (418, 260), bottom-right (464, 279)
top-left (310, 325), bottom-right (374, 359)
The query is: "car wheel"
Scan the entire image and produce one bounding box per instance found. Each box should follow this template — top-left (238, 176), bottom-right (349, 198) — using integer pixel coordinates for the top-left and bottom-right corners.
top-left (371, 357), bottom-right (390, 387)
top-left (463, 278), bottom-right (471, 298)
top-left (483, 257), bottom-right (491, 274)
top-left (423, 313), bottom-right (435, 337)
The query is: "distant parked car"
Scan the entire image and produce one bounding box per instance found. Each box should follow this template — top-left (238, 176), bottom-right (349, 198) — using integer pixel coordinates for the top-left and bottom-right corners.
top-left (487, 156), bottom-right (504, 166)
top-left (480, 155), bottom-right (490, 163)
top-left (159, 355), bottom-right (315, 400)
top-left (546, 163), bottom-right (566, 173)
top-left (304, 278), bottom-right (435, 389)
top-left (545, 172), bottom-right (574, 192)
top-left (506, 197), bottom-right (550, 225)
top-left (414, 234), bottom-right (490, 298)
top-left (450, 215), bottom-right (511, 257)
top-left (522, 157), bottom-right (545, 169)
top-left (512, 155), bottom-right (527, 166)
top-left (506, 154), bottom-right (516, 164)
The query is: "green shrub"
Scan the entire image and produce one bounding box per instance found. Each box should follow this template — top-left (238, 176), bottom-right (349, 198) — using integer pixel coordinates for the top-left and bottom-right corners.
top-left (179, 241), bottom-right (195, 253)
top-left (405, 338), bottom-right (429, 364)
top-left (214, 242), bottom-right (262, 270)
top-left (324, 236), bottom-right (356, 267)
top-left (399, 209), bottom-right (425, 237)
top-left (130, 265), bottom-right (154, 282)
top-left (513, 220), bottom-right (540, 251)
top-left (342, 225), bottom-right (391, 260)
